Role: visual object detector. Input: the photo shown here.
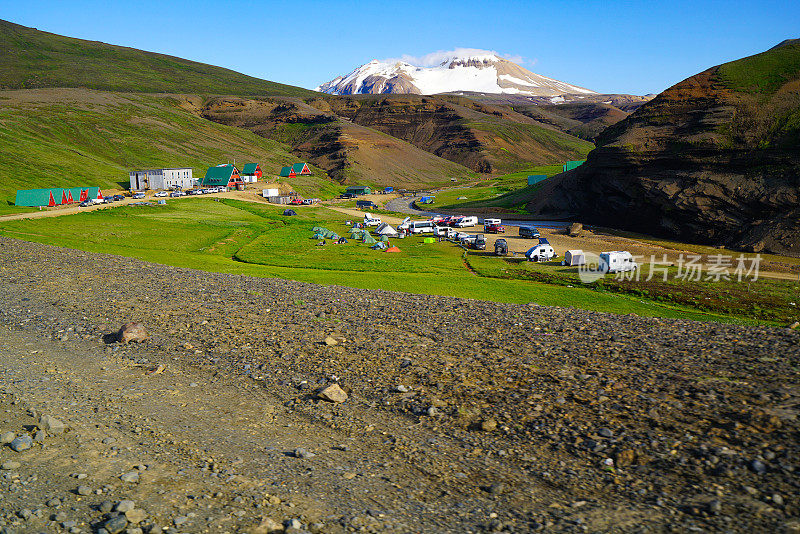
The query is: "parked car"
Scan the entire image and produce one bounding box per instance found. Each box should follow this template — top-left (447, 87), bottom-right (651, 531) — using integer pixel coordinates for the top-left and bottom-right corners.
top-left (599, 251), bottom-right (638, 273)
top-left (469, 234), bottom-right (486, 250)
top-left (154, 191), bottom-right (168, 197)
top-left (103, 197), bottom-right (114, 204)
top-left (485, 223), bottom-right (505, 233)
top-left (494, 238), bottom-right (508, 256)
top-left (407, 220), bottom-right (435, 234)
top-left (525, 239), bottom-right (556, 262)
top-left (356, 200), bottom-right (376, 209)
top-left (364, 213), bottom-right (382, 227)
top-left (132, 192), bottom-right (146, 199)
top-left (518, 226), bottom-right (540, 239)
top-left (339, 193), bottom-right (355, 199)
top-left (484, 218), bottom-right (502, 227)
top-left (170, 191), bottom-right (183, 197)
top-left (289, 198), bottom-right (304, 205)
top-left (113, 195), bottom-right (124, 201)
top-left (79, 200), bottom-right (93, 207)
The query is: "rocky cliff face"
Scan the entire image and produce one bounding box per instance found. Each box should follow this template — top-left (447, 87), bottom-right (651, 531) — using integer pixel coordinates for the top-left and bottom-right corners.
top-left (528, 40), bottom-right (800, 255)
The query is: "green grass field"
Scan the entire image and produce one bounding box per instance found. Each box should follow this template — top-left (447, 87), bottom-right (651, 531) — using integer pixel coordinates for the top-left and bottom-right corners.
top-left (0, 198), bottom-right (771, 324)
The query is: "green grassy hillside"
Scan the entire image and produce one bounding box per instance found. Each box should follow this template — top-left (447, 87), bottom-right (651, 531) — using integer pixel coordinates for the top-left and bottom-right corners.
top-left (0, 19), bottom-right (315, 97)
top-left (717, 39), bottom-right (800, 95)
top-left (0, 88), bottom-right (340, 211)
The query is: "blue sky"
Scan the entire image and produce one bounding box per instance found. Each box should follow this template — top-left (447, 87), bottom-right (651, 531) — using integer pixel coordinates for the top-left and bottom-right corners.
top-left (2, 0), bottom-right (798, 95)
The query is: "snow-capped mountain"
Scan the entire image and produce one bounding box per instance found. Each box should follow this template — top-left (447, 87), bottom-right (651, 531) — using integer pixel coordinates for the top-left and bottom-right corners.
top-left (316, 50), bottom-right (596, 97)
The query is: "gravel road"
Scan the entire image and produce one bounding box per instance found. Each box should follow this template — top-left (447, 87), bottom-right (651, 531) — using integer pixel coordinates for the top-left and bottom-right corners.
top-left (0, 236), bottom-right (799, 533)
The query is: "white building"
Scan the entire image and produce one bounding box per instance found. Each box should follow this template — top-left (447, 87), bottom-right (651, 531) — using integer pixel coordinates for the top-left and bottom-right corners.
top-left (129, 168), bottom-right (194, 191)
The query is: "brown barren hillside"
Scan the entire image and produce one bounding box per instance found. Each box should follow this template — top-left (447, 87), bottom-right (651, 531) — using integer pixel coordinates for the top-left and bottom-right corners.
top-left (528, 40), bottom-right (800, 255)
top-left (197, 96), bottom-right (476, 187)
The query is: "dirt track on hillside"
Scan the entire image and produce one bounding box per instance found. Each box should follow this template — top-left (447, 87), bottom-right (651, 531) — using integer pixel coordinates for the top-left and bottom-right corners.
top-left (1, 236), bottom-right (799, 532)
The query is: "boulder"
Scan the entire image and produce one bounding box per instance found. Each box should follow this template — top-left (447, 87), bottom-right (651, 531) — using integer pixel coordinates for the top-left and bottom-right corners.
top-left (117, 322), bottom-right (149, 344)
top-left (317, 384), bottom-right (348, 403)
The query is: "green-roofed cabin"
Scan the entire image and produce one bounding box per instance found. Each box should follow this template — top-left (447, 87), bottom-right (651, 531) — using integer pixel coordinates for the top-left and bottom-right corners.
top-left (241, 163), bottom-right (262, 183)
top-left (345, 186), bottom-right (371, 196)
top-left (15, 186), bottom-right (102, 207)
top-left (200, 164), bottom-right (242, 188)
top-left (279, 166), bottom-right (293, 177)
top-left (291, 163), bottom-right (311, 175)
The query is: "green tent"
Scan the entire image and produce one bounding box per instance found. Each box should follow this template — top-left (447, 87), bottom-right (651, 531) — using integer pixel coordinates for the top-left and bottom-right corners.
top-left (379, 235), bottom-right (389, 242)
top-left (363, 234), bottom-right (377, 245)
top-left (330, 233), bottom-right (340, 240)
top-left (312, 233), bottom-right (325, 239)
top-left (371, 242), bottom-right (387, 250)
top-left (324, 230), bottom-right (337, 238)
top-left (312, 226), bottom-right (324, 232)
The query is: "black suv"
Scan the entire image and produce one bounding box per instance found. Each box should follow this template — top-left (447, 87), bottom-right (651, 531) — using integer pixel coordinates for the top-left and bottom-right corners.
top-left (518, 226), bottom-right (540, 239)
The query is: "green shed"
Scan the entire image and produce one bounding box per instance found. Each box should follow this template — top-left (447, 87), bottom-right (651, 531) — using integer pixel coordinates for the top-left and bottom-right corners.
top-left (527, 175), bottom-right (548, 186)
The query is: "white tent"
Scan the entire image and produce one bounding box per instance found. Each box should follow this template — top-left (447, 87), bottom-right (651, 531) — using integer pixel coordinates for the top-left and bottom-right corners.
top-left (564, 249), bottom-right (586, 266)
top-left (375, 222), bottom-right (399, 236)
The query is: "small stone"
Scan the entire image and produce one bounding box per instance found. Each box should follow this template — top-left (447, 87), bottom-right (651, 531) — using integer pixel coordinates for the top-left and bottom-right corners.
top-left (773, 493), bottom-right (785, 507)
top-left (126, 528), bottom-right (144, 534)
top-left (33, 430), bottom-right (46, 442)
top-left (597, 427), bottom-right (613, 438)
top-left (55, 511), bottom-right (68, 521)
top-left (10, 435), bottom-right (33, 452)
top-left (750, 459), bottom-right (767, 474)
top-left (708, 499), bottom-right (722, 514)
top-left (251, 517), bottom-right (282, 534)
top-left (173, 516), bottom-right (188, 526)
top-left (120, 471), bottom-right (140, 483)
top-left (317, 384), bottom-right (348, 403)
top-left (615, 449), bottom-right (636, 467)
top-left (0, 431), bottom-right (14, 444)
top-left (39, 415), bottom-right (66, 435)
top-left (99, 501), bottom-right (114, 513)
top-left (1, 461), bottom-right (21, 470)
top-left (395, 385), bottom-right (409, 393)
top-left (480, 419), bottom-right (497, 432)
top-left (47, 498), bottom-right (62, 507)
top-left (789, 321), bottom-right (800, 330)
top-left (61, 520), bottom-right (77, 529)
top-left (285, 519), bottom-right (302, 530)
top-left (117, 322), bottom-right (148, 344)
top-left (103, 515), bottom-right (128, 534)
top-left (77, 485), bottom-right (92, 496)
top-left (293, 448), bottom-right (315, 459)
top-left (125, 508), bottom-right (147, 524)
top-left (324, 336), bottom-right (338, 346)
top-left (343, 472), bottom-right (357, 480)
top-left (115, 500), bottom-right (136, 512)
top-left (102, 437), bottom-right (116, 445)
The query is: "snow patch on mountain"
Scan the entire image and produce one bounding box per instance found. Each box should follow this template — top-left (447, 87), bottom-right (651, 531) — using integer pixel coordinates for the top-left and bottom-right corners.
top-left (316, 49), bottom-right (595, 97)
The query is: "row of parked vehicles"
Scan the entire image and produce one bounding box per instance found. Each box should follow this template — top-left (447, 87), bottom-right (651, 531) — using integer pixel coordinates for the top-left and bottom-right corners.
top-left (79, 194), bottom-right (126, 207)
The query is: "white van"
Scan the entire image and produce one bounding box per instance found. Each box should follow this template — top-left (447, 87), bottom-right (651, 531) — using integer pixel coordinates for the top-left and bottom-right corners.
top-left (599, 251), bottom-right (638, 273)
top-left (408, 220), bottom-right (435, 234)
top-left (455, 216), bottom-right (478, 228)
top-left (434, 226), bottom-right (456, 238)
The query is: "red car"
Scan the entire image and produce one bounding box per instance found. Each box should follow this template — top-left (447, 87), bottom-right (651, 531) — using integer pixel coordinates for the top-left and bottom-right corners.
top-left (289, 198), bottom-right (304, 205)
top-left (485, 223), bottom-right (505, 233)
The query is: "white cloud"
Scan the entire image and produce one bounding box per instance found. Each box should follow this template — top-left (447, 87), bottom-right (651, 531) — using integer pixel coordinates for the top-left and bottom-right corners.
top-left (380, 48), bottom-right (532, 67)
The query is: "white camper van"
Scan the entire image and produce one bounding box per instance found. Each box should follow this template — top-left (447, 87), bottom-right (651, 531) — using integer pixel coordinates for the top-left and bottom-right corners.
top-left (599, 251), bottom-right (638, 273)
top-left (454, 216), bottom-right (478, 228)
top-left (483, 218), bottom-right (502, 227)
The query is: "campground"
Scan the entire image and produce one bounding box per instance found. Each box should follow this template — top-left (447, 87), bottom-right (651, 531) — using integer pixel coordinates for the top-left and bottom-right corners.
top-left (0, 195), bottom-right (797, 325)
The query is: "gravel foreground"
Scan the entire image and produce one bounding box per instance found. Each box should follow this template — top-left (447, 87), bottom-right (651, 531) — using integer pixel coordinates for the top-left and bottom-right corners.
top-left (0, 236), bottom-right (799, 533)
